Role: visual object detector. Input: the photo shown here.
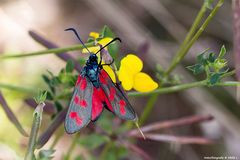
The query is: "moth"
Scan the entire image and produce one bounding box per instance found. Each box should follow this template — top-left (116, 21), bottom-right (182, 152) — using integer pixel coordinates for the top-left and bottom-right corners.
top-left (64, 28), bottom-right (137, 134)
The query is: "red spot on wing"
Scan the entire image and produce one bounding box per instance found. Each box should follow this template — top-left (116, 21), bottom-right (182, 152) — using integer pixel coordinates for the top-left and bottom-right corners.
top-left (74, 96), bottom-right (79, 104)
top-left (80, 78), bottom-right (87, 90)
top-left (75, 76), bottom-right (81, 86)
top-left (70, 111), bottom-right (77, 118)
top-left (100, 76), bottom-right (107, 85)
top-left (79, 99), bottom-right (87, 108)
top-left (119, 100), bottom-right (126, 115)
top-left (109, 87), bottom-right (116, 101)
top-left (91, 88), bottom-right (104, 120)
top-left (69, 111), bottom-right (83, 126)
top-left (101, 70), bottom-right (108, 78)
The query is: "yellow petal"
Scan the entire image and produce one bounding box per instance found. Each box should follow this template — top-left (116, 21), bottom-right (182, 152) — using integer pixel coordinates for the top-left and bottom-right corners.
top-left (119, 65), bottom-right (134, 91)
top-left (82, 46), bottom-right (100, 54)
top-left (133, 72), bottom-right (158, 92)
top-left (120, 54), bottom-right (143, 75)
top-left (89, 32), bottom-right (99, 39)
top-left (103, 65), bottom-right (116, 83)
top-left (98, 37), bottom-right (113, 46)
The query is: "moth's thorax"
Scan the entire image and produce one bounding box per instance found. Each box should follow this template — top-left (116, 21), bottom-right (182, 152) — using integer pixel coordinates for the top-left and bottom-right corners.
top-left (83, 54), bottom-right (101, 88)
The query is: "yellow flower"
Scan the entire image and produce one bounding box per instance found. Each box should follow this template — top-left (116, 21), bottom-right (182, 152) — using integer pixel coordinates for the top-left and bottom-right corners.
top-left (89, 32), bottom-right (99, 39)
top-left (82, 32), bottom-right (113, 54)
top-left (118, 54), bottom-right (158, 92)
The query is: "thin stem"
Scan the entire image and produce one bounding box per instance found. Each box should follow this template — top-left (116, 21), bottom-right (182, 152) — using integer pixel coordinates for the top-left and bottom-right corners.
top-left (165, 0), bottom-right (224, 75)
top-left (0, 83), bottom-right (37, 93)
top-left (171, 3), bottom-right (207, 65)
top-left (0, 42), bottom-right (94, 59)
top-left (2, 79), bottom-right (240, 97)
top-left (65, 133), bottom-right (80, 160)
top-left (222, 69), bottom-right (236, 78)
top-left (50, 128), bottom-right (64, 149)
top-left (25, 102), bottom-right (45, 160)
top-left (139, 94), bottom-right (159, 126)
top-left (99, 141), bottom-right (113, 160)
top-left (128, 80), bottom-right (207, 97)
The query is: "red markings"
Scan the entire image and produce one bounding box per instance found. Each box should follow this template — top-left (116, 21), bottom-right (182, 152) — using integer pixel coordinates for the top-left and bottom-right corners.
top-left (101, 70), bottom-right (108, 78)
top-left (92, 88), bottom-right (104, 120)
top-left (119, 100), bottom-right (126, 115)
top-left (69, 111), bottom-right (82, 126)
top-left (109, 87), bottom-right (116, 101)
top-left (74, 96), bottom-right (79, 104)
top-left (79, 99), bottom-right (87, 108)
top-left (100, 76), bottom-right (107, 85)
top-left (80, 78), bottom-right (87, 90)
top-left (75, 76), bottom-right (81, 86)
top-left (74, 96), bottom-right (87, 108)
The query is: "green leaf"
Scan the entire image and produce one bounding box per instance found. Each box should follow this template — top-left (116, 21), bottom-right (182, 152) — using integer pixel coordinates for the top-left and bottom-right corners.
top-left (42, 74), bottom-right (55, 93)
top-left (100, 25), bottom-right (115, 38)
top-left (78, 58), bottom-right (86, 66)
top-left (208, 73), bottom-right (221, 86)
top-left (66, 60), bottom-right (74, 73)
top-left (78, 133), bottom-right (109, 149)
top-left (213, 59), bottom-right (227, 71)
top-left (107, 41), bottom-right (119, 59)
top-left (34, 90), bottom-right (48, 104)
top-left (197, 53), bottom-right (208, 65)
top-left (39, 149), bottom-right (55, 160)
top-left (116, 146), bottom-right (128, 159)
top-left (219, 45), bottom-right (226, 58)
top-left (187, 64), bottom-right (205, 75)
top-left (54, 101), bottom-right (63, 112)
top-left (208, 52), bottom-right (216, 63)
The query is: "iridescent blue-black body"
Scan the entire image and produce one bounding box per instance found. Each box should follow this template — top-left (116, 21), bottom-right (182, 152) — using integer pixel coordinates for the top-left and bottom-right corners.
top-left (81, 54), bottom-right (101, 88)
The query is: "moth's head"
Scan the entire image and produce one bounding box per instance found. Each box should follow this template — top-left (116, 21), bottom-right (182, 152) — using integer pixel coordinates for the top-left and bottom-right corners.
top-left (88, 54), bottom-right (98, 64)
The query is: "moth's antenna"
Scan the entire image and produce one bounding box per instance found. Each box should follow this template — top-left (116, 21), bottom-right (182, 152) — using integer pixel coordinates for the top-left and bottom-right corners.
top-left (65, 28), bottom-right (91, 54)
top-left (95, 37), bottom-right (121, 55)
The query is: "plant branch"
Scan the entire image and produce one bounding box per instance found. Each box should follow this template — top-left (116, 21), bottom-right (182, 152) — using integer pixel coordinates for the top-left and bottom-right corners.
top-left (0, 91), bottom-right (28, 136)
top-left (128, 80), bottom-right (207, 97)
top-left (25, 102), bottom-right (45, 160)
top-left (165, 0), bottom-right (224, 75)
top-left (0, 83), bottom-right (37, 94)
top-left (139, 94), bottom-right (158, 126)
top-left (64, 133), bottom-right (80, 160)
top-left (131, 133), bottom-right (214, 144)
top-left (0, 42), bottom-right (94, 59)
top-left (128, 114), bottom-right (213, 136)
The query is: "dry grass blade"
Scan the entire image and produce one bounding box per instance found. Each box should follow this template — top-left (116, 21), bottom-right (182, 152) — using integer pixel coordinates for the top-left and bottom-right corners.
top-left (132, 133), bottom-right (214, 145)
top-left (28, 30), bottom-right (82, 73)
top-left (128, 114), bottom-right (213, 136)
top-left (0, 91), bottom-right (28, 137)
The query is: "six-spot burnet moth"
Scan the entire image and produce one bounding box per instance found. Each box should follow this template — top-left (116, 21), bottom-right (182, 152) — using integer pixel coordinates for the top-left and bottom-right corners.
top-left (64, 28), bottom-right (144, 138)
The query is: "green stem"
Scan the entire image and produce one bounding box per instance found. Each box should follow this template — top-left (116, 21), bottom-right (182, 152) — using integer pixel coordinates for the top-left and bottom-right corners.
top-left (217, 81), bottom-right (240, 86)
top-left (2, 79), bottom-right (240, 97)
top-left (50, 128), bottom-right (64, 149)
top-left (171, 3), bottom-right (207, 64)
top-left (222, 69), bottom-right (236, 78)
top-left (128, 80), bottom-right (207, 97)
top-left (165, 0), bottom-right (224, 75)
top-left (0, 83), bottom-right (38, 93)
top-left (25, 102), bottom-right (45, 160)
top-left (65, 133), bottom-right (80, 160)
top-left (99, 141), bottom-right (113, 160)
top-left (0, 42), bottom-right (94, 59)
top-left (139, 94), bottom-right (159, 126)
